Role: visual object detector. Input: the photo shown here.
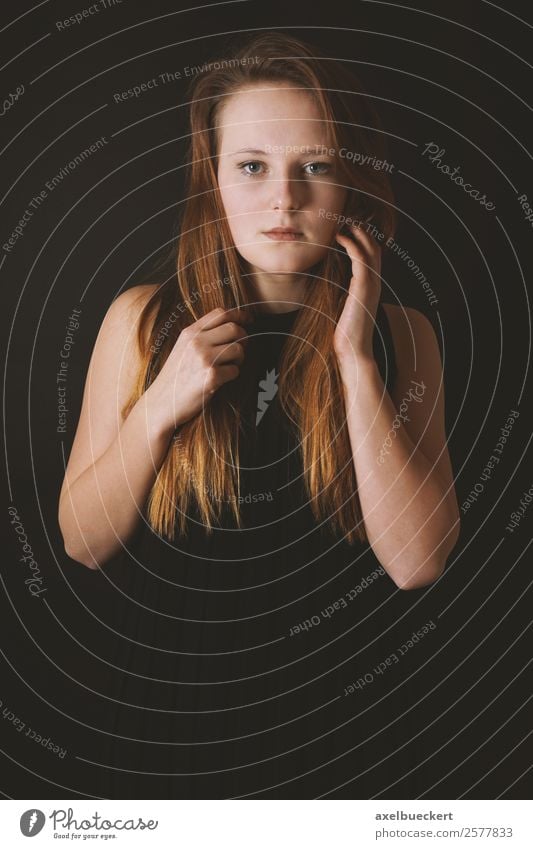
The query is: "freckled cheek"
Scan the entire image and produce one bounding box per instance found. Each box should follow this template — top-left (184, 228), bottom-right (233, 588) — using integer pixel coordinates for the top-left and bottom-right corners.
top-left (309, 202), bottom-right (343, 239)
top-left (220, 186), bottom-right (264, 239)
top-left (309, 185), bottom-right (345, 218)
top-left (222, 182), bottom-right (257, 209)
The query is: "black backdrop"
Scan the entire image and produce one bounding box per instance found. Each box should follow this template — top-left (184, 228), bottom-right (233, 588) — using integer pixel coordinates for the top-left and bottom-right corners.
top-left (1, 0), bottom-right (532, 799)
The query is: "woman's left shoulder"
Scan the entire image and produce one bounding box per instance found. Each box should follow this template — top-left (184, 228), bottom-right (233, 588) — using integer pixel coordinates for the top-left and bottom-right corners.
top-left (380, 304), bottom-right (455, 495)
top-left (381, 303), bottom-right (436, 337)
top-left (381, 303), bottom-right (441, 372)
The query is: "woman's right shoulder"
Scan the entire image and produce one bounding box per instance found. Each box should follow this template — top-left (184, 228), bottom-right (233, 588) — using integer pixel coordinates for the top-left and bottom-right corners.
top-left (103, 283), bottom-right (160, 335)
top-left (88, 283), bottom-right (161, 413)
top-left (93, 283), bottom-right (160, 360)
top-left (59, 284), bottom-right (162, 508)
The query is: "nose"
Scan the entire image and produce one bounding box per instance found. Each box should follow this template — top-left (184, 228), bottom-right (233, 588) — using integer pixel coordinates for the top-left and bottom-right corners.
top-left (268, 173), bottom-right (302, 211)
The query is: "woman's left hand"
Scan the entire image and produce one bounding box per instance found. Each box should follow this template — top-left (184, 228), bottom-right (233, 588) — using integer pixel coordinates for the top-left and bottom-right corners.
top-left (333, 222), bottom-right (382, 362)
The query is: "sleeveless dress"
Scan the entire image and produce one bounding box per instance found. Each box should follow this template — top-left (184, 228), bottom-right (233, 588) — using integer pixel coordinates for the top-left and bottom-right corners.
top-left (101, 301), bottom-right (440, 799)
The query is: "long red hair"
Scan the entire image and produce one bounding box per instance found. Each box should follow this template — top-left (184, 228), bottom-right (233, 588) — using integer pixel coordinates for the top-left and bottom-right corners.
top-left (122, 30), bottom-right (397, 544)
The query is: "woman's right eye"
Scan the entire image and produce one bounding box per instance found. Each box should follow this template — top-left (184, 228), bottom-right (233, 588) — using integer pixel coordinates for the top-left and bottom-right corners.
top-left (237, 161), bottom-right (264, 176)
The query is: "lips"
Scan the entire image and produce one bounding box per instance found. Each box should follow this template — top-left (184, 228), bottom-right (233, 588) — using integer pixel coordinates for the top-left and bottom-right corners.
top-left (263, 228), bottom-right (303, 241)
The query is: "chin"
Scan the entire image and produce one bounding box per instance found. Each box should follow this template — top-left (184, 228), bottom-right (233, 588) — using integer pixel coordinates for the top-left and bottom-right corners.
top-left (245, 249), bottom-right (325, 275)
top-left (252, 261), bottom-right (310, 274)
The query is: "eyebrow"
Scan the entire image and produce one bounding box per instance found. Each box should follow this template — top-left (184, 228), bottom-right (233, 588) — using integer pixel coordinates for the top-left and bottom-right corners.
top-left (225, 147), bottom-right (334, 156)
top-left (228, 148), bottom-right (267, 155)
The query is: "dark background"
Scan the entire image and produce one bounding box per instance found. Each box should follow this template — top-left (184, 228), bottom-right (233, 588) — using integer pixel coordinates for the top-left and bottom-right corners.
top-left (1, 0), bottom-right (532, 798)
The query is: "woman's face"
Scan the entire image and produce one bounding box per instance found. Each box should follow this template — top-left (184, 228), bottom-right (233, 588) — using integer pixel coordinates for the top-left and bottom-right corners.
top-left (216, 83), bottom-right (347, 275)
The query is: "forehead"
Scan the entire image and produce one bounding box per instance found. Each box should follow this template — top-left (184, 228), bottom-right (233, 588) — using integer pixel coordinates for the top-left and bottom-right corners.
top-left (216, 84), bottom-right (330, 151)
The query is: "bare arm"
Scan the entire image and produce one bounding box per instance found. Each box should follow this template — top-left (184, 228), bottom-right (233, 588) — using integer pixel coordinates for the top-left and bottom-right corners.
top-left (58, 285), bottom-right (172, 568)
top-left (333, 224), bottom-right (459, 589)
top-left (337, 306), bottom-right (460, 590)
top-left (58, 288), bottom-right (248, 568)
top-left (58, 390), bottom-right (175, 569)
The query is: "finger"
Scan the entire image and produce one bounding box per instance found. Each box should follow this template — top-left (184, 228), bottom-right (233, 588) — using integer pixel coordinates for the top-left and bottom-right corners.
top-left (334, 237), bottom-right (381, 288)
top-left (212, 341), bottom-right (246, 365)
top-left (345, 222), bottom-right (382, 255)
top-left (335, 231), bottom-right (381, 277)
top-left (335, 231), bottom-right (368, 269)
top-left (199, 306), bottom-right (251, 331)
top-left (207, 322), bottom-right (249, 346)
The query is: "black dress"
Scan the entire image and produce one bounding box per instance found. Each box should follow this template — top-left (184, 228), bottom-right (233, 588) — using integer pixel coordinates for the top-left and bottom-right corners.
top-left (101, 301), bottom-right (439, 799)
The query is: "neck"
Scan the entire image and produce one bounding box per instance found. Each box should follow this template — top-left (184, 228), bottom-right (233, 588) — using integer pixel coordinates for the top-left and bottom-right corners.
top-left (244, 265), bottom-right (308, 314)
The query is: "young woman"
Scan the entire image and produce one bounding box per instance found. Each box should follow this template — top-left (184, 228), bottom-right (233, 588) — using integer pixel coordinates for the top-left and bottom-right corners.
top-left (58, 32), bottom-right (459, 798)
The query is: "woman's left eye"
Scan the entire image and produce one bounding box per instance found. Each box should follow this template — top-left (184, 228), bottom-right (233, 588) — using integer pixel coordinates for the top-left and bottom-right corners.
top-left (304, 162), bottom-right (331, 175)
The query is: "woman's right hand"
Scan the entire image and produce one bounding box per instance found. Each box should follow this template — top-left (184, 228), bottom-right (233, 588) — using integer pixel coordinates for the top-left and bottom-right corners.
top-left (143, 306), bottom-right (250, 435)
